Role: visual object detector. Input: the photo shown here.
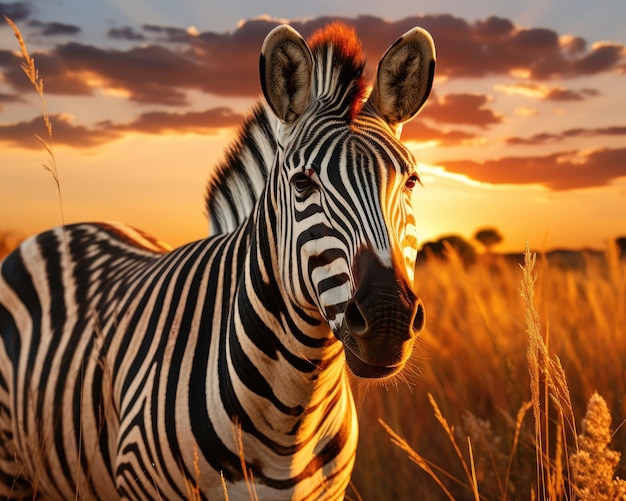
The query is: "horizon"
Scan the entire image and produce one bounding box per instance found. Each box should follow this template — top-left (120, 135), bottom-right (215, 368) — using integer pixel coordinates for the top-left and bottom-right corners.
top-left (1, 1), bottom-right (625, 253)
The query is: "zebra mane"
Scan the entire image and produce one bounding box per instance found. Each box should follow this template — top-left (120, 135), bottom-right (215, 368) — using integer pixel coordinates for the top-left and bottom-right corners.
top-left (205, 103), bottom-right (277, 236)
top-left (307, 22), bottom-right (368, 121)
top-left (205, 22), bottom-right (368, 236)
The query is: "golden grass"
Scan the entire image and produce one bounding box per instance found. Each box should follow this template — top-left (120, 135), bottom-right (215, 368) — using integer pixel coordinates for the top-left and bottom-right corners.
top-left (353, 245), bottom-right (626, 500)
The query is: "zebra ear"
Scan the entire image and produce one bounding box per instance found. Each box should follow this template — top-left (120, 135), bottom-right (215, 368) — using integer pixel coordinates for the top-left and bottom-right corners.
top-left (368, 27), bottom-right (436, 130)
top-left (260, 25), bottom-right (314, 124)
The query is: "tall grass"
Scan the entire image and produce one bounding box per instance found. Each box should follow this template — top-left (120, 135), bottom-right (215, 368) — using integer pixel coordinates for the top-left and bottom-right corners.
top-left (350, 245), bottom-right (626, 500)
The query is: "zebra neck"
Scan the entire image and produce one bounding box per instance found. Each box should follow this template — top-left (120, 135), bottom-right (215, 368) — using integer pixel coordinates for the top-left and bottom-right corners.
top-left (225, 199), bottom-right (353, 448)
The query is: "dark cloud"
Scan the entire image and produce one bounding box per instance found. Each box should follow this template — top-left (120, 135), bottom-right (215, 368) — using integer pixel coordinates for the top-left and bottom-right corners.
top-left (0, 43), bottom-right (202, 104)
top-left (0, 48), bottom-right (95, 95)
top-left (0, 14), bottom-right (623, 107)
top-left (109, 107), bottom-right (244, 134)
top-left (560, 36), bottom-right (587, 56)
top-left (27, 20), bottom-right (80, 36)
top-left (544, 87), bottom-right (599, 101)
top-left (142, 24), bottom-right (193, 43)
top-left (506, 125), bottom-right (626, 146)
top-left (0, 2), bottom-right (31, 23)
top-left (421, 93), bottom-right (502, 128)
top-left (0, 102), bottom-right (466, 150)
top-left (572, 43), bottom-right (625, 75)
top-left (474, 16), bottom-right (514, 39)
top-left (441, 147), bottom-right (626, 190)
top-left (0, 91), bottom-right (20, 111)
top-left (107, 26), bottom-right (145, 41)
top-left (0, 107), bottom-right (246, 149)
top-left (0, 114), bottom-right (121, 149)
top-left (0, 102), bottom-right (475, 150)
top-left (0, 91), bottom-right (20, 104)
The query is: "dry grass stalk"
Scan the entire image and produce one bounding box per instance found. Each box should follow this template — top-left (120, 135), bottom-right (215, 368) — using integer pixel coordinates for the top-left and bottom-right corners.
top-left (379, 419), bottom-right (457, 501)
top-left (504, 401), bottom-right (533, 498)
top-left (4, 15), bottom-right (66, 239)
top-left (232, 422), bottom-right (259, 501)
top-left (428, 392), bottom-right (476, 487)
top-left (347, 480), bottom-right (365, 501)
top-left (467, 436), bottom-right (480, 501)
top-left (381, 393), bottom-right (497, 500)
top-left (181, 445), bottom-right (202, 501)
top-left (521, 242), bottom-right (578, 499)
top-left (220, 472), bottom-right (230, 501)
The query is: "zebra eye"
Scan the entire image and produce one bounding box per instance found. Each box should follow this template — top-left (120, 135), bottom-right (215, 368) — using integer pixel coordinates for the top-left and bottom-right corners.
top-left (405, 175), bottom-right (420, 191)
top-left (292, 169), bottom-right (317, 195)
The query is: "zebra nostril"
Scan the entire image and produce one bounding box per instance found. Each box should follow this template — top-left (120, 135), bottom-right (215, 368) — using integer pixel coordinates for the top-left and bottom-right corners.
top-left (413, 300), bottom-right (426, 333)
top-left (344, 300), bottom-right (367, 335)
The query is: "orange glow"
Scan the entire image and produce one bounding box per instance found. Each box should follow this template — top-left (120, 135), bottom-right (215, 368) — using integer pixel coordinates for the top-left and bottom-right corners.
top-left (1, 11), bottom-right (624, 257)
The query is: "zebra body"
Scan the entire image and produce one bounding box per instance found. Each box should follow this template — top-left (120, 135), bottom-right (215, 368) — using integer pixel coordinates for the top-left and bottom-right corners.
top-left (0, 22), bottom-right (435, 500)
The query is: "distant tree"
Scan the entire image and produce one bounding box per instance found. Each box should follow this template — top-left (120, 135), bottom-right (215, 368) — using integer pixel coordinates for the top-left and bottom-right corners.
top-left (420, 234), bottom-right (476, 266)
top-left (616, 236), bottom-right (626, 259)
top-left (474, 227), bottom-right (503, 253)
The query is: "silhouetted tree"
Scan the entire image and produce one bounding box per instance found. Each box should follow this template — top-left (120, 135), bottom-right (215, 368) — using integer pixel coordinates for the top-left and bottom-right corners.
top-left (616, 236), bottom-right (626, 260)
top-left (474, 227), bottom-right (503, 253)
top-left (420, 235), bottom-right (476, 267)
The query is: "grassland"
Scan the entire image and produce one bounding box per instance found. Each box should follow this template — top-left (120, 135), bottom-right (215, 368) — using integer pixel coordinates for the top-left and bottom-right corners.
top-left (349, 245), bottom-right (626, 500)
top-left (4, 15), bottom-right (625, 500)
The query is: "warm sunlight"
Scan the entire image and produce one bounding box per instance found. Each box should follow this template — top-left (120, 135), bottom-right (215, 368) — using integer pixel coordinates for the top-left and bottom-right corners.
top-left (0, 3), bottom-right (625, 500)
top-left (1, 1), bottom-right (625, 254)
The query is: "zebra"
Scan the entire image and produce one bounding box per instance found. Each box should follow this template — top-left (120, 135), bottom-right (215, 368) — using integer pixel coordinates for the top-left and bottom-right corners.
top-left (0, 21), bottom-right (435, 500)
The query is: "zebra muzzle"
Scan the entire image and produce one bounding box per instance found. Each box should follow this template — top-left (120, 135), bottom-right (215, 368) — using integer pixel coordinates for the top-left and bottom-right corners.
top-left (336, 248), bottom-right (425, 379)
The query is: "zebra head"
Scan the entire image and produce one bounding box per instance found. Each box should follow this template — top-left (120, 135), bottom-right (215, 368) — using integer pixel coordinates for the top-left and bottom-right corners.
top-left (260, 23), bottom-right (435, 379)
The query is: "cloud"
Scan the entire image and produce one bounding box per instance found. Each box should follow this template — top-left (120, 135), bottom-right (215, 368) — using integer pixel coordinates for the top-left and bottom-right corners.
top-left (27, 20), bottom-right (81, 36)
top-left (0, 102), bottom-right (477, 150)
top-left (572, 42), bottom-right (625, 75)
top-left (0, 91), bottom-right (20, 111)
top-left (0, 48), bottom-right (96, 95)
top-left (0, 91), bottom-right (20, 103)
top-left (421, 93), bottom-right (502, 128)
top-left (0, 114), bottom-right (121, 149)
top-left (0, 2), bottom-right (31, 23)
top-left (142, 24), bottom-right (195, 43)
top-left (109, 107), bottom-right (244, 135)
top-left (441, 147), bottom-right (626, 190)
top-left (107, 26), bottom-right (145, 41)
top-left (0, 107), bottom-right (246, 149)
top-left (494, 83), bottom-right (600, 101)
top-left (0, 102), bottom-right (471, 150)
top-left (0, 14), bottom-right (623, 108)
top-left (401, 120), bottom-right (477, 146)
top-left (506, 125), bottom-right (626, 146)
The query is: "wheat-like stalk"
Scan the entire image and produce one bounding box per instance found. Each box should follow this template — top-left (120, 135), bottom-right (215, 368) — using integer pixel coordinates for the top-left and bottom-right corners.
top-left (379, 419), bottom-right (457, 500)
top-left (4, 16), bottom-right (66, 234)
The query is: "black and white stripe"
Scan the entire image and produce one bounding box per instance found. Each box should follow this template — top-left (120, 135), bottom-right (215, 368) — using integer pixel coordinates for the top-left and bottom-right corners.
top-left (0, 22), bottom-right (435, 500)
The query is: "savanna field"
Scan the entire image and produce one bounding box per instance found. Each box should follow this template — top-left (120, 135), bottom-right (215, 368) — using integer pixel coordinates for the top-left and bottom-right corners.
top-left (348, 244), bottom-right (626, 500)
top-left (1, 237), bottom-right (625, 500)
top-left (2, 10), bottom-right (626, 501)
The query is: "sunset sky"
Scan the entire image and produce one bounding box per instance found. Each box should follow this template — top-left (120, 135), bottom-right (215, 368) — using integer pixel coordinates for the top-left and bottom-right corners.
top-left (1, 0), bottom-right (625, 252)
